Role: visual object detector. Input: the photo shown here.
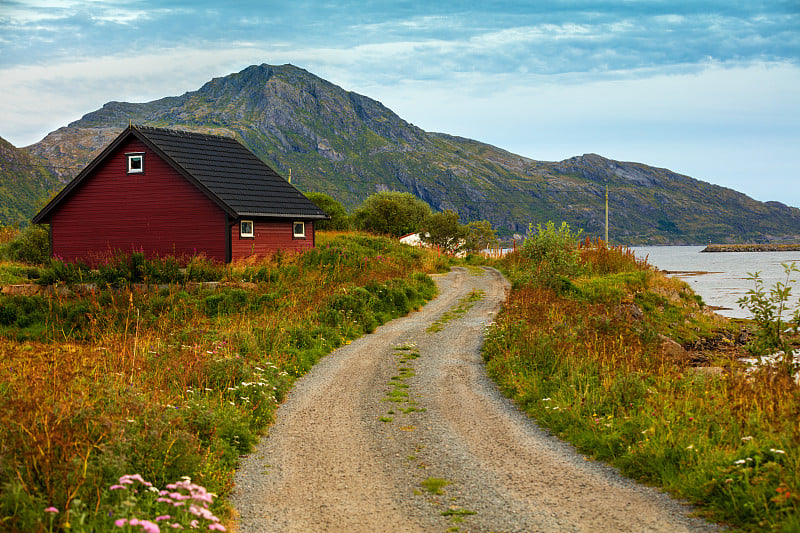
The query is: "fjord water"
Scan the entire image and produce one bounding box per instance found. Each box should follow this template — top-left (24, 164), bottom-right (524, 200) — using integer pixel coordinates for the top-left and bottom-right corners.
top-left (632, 246), bottom-right (800, 319)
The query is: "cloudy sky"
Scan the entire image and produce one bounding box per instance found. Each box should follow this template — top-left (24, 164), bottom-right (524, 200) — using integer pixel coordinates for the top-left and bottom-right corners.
top-left (1, 0), bottom-right (799, 205)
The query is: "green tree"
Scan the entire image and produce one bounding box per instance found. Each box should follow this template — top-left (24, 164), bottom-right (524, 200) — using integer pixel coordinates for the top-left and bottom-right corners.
top-left (420, 210), bottom-right (467, 254)
top-left (305, 192), bottom-right (350, 231)
top-left (464, 220), bottom-right (498, 254)
top-left (353, 191), bottom-right (431, 237)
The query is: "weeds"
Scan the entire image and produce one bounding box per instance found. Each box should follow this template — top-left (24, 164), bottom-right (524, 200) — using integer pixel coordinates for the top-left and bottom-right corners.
top-left (0, 232), bottom-right (442, 532)
top-left (485, 229), bottom-right (799, 531)
top-left (421, 477), bottom-right (450, 495)
top-left (737, 262), bottom-right (800, 375)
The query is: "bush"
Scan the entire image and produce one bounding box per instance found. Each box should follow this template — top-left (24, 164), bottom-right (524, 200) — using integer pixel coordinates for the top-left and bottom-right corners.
top-left (353, 191), bottom-right (431, 237)
top-left (3, 225), bottom-right (50, 265)
top-left (305, 192), bottom-right (350, 231)
top-left (521, 221), bottom-right (585, 287)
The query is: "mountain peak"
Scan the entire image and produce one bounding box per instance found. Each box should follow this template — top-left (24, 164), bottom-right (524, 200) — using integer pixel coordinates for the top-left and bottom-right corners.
top-left (16, 63), bottom-right (800, 243)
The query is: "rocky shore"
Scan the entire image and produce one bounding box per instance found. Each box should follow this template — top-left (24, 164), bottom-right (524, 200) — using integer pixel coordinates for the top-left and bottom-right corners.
top-left (702, 244), bottom-right (800, 252)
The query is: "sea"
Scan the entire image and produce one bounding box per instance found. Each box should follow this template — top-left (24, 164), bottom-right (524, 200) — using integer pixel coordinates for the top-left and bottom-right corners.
top-left (631, 246), bottom-right (800, 319)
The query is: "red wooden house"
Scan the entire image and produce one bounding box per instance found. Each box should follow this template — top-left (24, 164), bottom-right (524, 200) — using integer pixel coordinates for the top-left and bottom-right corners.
top-left (32, 125), bottom-right (328, 263)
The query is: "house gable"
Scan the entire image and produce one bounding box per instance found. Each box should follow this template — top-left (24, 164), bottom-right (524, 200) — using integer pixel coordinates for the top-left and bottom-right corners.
top-left (46, 137), bottom-right (227, 263)
top-left (33, 125), bottom-right (328, 264)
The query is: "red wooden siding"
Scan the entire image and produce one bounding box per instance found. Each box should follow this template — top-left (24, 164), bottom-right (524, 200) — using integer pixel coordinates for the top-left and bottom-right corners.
top-left (230, 220), bottom-right (314, 261)
top-left (50, 138), bottom-right (227, 264)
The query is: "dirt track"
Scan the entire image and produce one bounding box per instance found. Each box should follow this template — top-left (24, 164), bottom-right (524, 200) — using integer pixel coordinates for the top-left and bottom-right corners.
top-left (232, 267), bottom-right (718, 532)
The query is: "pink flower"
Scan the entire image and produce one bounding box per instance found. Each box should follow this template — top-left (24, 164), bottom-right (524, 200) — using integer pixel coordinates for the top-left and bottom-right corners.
top-left (156, 515), bottom-right (172, 521)
top-left (110, 485), bottom-right (126, 490)
top-left (208, 525), bottom-right (226, 531)
top-left (120, 474), bottom-right (153, 487)
top-left (157, 497), bottom-right (174, 504)
top-left (190, 519), bottom-right (200, 528)
top-left (44, 507), bottom-right (59, 513)
top-left (115, 518), bottom-right (129, 527)
top-left (138, 519), bottom-right (161, 533)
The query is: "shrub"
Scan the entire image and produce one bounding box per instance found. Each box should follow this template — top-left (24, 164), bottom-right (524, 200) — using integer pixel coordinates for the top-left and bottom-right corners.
top-left (520, 221), bottom-right (584, 287)
top-left (3, 225), bottom-right (50, 265)
top-left (352, 191), bottom-right (432, 237)
top-left (305, 192), bottom-right (350, 231)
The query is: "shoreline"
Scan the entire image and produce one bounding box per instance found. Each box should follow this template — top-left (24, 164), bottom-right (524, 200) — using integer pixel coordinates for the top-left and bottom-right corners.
top-left (701, 243), bottom-right (800, 253)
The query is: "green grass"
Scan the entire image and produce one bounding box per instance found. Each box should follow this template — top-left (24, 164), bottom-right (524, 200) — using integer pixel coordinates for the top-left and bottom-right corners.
top-left (484, 240), bottom-right (799, 532)
top-left (421, 477), bottom-right (450, 495)
top-left (427, 289), bottom-right (485, 333)
top-left (0, 232), bottom-right (443, 532)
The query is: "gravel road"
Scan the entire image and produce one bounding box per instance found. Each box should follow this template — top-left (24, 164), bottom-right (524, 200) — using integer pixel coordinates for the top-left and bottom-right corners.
top-left (232, 267), bottom-right (718, 532)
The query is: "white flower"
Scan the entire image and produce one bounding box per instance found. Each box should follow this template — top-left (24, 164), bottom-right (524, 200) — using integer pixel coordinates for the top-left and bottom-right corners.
top-left (771, 448), bottom-right (786, 454)
top-left (734, 459), bottom-right (746, 465)
top-left (741, 436), bottom-right (753, 441)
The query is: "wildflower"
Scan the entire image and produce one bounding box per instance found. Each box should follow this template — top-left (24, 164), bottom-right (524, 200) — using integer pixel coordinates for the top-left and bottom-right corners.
top-left (190, 520), bottom-right (200, 528)
top-left (110, 485), bottom-right (126, 490)
top-left (771, 448), bottom-right (786, 454)
top-left (686, 444), bottom-right (694, 450)
top-left (741, 436), bottom-right (754, 441)
top-left (44, 507), bottom-right (59, 513)
top-left (734, 459), bottom-right (746, 465)
top-left (138, 520), bottom-right (160, 533)
top-left (156, 515), bottom-right (172, 521)
top-left (115, 518), bottom-right (128, 527)
top-left (208, 524), bottom-right (226, 531)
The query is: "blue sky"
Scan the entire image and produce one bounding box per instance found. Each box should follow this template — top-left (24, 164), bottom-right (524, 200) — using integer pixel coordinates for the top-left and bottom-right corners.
top-left (1, 0), bottom-right (799, 206)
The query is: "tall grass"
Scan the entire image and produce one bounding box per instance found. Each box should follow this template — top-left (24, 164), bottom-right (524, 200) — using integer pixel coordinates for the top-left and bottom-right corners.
top-left (484, 235), bottom-right (800, 531)
top-left (0, 232), bottom-right (446, 532)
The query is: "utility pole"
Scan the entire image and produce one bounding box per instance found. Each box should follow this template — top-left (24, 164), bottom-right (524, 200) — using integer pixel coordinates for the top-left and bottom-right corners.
top-left (604, 182), bottom-right (609, 244)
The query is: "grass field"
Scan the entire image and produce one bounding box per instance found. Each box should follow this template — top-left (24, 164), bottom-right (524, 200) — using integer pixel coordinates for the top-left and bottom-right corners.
top-left (0, 232), bottom-right (447, 532)
top-left (483, 234), bottom-right (800, 532)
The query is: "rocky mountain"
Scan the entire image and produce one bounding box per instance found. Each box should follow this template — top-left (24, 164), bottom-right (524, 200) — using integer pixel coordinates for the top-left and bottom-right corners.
top-left (17, 63), bottom-right (800, 244)
top-left (0, 136), bottom-right (59, 226)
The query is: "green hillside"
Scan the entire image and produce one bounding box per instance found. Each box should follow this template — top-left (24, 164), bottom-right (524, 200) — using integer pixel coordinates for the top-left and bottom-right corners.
top-left (20, 63), bottom-right (800, 244)
top-left (0, 136), bottom-right (59, 227)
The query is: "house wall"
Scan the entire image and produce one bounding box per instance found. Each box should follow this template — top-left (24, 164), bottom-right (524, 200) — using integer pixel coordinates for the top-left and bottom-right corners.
top-left (49, 138), bottom-right (227, 264)
top-left (230, 219), bottom-right (314, 260)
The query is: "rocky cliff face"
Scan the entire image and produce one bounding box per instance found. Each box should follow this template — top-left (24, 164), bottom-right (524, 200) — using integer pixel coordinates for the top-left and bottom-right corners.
top-left (18, 63), bottom-right (800, 244)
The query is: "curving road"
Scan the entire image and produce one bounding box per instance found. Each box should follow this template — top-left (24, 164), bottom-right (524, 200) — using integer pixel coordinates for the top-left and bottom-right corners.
top-left (232, 267), bottom-right (717, 532)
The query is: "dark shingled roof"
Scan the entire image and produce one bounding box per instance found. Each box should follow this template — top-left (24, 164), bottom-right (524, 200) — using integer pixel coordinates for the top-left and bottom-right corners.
top-left (34, 125), bottom-right (327, 223)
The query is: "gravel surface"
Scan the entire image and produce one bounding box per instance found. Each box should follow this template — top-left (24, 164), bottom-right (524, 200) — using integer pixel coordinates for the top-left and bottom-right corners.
top-left (232, 267), bottom-right (719, 532)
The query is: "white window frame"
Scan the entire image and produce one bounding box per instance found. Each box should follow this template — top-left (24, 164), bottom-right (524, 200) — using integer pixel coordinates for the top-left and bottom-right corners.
top-left (293, 221), bottom-right (306, 238)
top-left (127, 153), bottom-right (144, 174)
top-left (240, 220), bottom-right (254, 238)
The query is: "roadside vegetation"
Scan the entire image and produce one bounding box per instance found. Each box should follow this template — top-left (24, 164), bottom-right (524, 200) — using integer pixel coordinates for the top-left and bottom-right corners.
top-left (4, 185), bottom-right (798, 532)
top-left (0, 227), bottom-right (446, 532)
top-left (483, 221), bottom-right (800, 531)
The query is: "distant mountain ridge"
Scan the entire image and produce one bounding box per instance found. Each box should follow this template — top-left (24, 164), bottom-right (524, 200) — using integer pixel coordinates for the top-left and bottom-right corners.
top-left (8, 63), bottom-right (800, 243)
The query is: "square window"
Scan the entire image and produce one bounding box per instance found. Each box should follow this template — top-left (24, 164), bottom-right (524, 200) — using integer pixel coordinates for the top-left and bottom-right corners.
top-left (127, 154), bottom-right (144, 173)
top-left (293, 221), bottom-right (306, 238)
top-left (240, 220), bottom-right (254, 238)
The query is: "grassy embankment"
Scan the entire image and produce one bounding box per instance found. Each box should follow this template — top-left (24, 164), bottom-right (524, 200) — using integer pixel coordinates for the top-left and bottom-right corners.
top-left (483, 223), bottom-right (800, 532)
top-left (0, 232), bottom-right (447, 532)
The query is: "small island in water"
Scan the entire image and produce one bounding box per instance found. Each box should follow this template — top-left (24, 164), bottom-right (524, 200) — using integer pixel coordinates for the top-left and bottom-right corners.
top-left (702, 244), bottom-right (800, 252)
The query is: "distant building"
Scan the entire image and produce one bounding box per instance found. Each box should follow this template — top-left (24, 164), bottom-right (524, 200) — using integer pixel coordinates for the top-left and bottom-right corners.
top-left (33, 125), bottom-right (327, 264)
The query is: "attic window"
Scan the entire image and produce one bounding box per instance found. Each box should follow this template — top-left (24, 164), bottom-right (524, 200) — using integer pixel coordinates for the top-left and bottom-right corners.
top-left (293, 221), bottom-right (306, 238)
top-left (240, 220), bottom-right (254, 238)
top-left (127, 153), bottom-right (144, 174)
